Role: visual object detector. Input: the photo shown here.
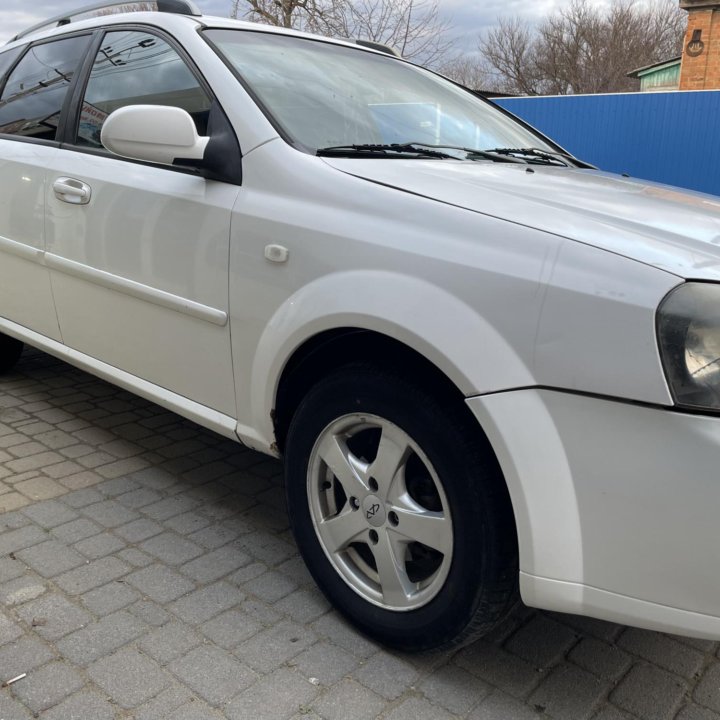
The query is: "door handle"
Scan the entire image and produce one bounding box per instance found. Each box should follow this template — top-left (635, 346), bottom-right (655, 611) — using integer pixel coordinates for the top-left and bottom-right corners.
top-left (53, 177), bottom-right (92, 205)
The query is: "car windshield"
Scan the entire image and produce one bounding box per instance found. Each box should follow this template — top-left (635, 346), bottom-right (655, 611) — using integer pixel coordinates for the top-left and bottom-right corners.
top-left (203, 29), bottom-right (553, 156)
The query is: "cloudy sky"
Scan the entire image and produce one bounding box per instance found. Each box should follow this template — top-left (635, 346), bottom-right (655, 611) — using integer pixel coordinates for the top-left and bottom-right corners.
top-left (0, 0), bottom-right (631, 48)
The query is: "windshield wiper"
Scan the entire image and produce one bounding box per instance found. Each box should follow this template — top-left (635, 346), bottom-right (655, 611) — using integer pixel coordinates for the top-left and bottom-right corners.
top-left (484, 147), bottom-right (573, 166)
top-left (317, 142), bottom-right (525, 163)
top-left (317, 143), bottom-right (456, 159)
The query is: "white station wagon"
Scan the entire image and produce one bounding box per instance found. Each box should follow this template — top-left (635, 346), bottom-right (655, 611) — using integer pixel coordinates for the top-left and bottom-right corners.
top-left (2, 0), bottom-right (720, 652)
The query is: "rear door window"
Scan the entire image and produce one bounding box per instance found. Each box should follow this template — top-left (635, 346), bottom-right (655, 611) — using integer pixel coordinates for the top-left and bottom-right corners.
top-left (0, 36), bottom-right (91, 141)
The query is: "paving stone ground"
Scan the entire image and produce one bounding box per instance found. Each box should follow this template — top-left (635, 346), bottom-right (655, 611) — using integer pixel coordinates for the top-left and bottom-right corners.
top-left (1, 348), bottom-right (719, 720)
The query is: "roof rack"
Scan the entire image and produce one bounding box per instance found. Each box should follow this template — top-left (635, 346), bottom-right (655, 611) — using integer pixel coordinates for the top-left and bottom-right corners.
top-left (349, 39), bottom-right (402, 57)
top-left (10, 0), bottom-right (201, 43)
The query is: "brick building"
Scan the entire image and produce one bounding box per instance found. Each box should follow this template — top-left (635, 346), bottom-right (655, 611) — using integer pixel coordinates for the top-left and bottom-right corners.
top-left (679, 0), bottom-right (720, 89)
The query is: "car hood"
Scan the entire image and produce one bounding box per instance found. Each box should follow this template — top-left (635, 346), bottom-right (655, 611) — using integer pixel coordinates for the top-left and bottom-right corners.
top-left (323, 158), bottom-right (720, 280)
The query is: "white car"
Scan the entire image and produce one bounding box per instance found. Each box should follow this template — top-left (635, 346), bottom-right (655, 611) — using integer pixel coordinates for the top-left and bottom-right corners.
top-left (2, 0), bottom-right (720, 652)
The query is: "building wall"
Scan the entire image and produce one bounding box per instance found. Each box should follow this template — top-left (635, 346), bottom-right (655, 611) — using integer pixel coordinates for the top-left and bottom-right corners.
top-left (680, 7), bottom-right (720, 89)
top-left (494, 90), bottom-right (720, 197)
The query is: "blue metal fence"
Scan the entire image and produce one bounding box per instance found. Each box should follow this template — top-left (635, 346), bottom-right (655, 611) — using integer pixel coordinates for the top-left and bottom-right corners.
top-left (494, 90), bottom-right (720, 197)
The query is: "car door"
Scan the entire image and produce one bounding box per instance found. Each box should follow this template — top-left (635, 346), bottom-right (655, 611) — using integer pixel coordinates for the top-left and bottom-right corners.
top-left (0, 35), bottom-right (92, 341)
top-left (45, 27), bottom-right (240, 417)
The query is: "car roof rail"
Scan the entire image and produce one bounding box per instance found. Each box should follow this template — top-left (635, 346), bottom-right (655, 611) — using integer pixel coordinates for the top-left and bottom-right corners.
top-left (348, 39), bottom-right (402, 57)
top-left (9, 0), bottom-right (201, 43)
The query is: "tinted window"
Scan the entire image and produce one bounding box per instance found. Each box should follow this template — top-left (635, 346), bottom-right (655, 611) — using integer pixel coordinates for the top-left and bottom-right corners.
top-left (0, 36), bottom-right (91, 140)
top-left (0, 46), bottom-right (24, 86)
top-left (77, 30), bottom-right (211, 148)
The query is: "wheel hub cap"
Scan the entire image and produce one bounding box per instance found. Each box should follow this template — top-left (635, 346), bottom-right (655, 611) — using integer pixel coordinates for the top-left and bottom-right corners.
top-left (362, 494), bottom-right (386, 527)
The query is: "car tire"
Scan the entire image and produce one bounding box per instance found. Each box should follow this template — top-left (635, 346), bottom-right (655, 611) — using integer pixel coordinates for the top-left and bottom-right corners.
top-left (0, 333), bottom-right (23, 375)
top-left (284, 363), bottom-right (518, 651)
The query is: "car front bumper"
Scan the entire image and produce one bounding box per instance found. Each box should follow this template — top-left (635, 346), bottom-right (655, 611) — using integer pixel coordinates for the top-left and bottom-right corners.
top-left (467, 388), bottom-right (720, 639)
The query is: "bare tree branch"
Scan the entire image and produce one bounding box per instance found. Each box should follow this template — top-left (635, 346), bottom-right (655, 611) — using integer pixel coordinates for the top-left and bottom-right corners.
top-left (230, 0), bottom-right (455, 66)
top-left (480, 0), bottom-right (685, 95)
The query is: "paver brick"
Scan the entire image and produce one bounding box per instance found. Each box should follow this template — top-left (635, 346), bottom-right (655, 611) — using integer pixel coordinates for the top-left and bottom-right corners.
top-left (420, 664), bottom-right (491, 715)
top-left (170, 581), bottom-right (241, 625)
top-left (0, 636), bottom-right (56, 673)
top-left (0, 574), bottom-right (47, 605)
top-left (126, 564), bottom-right (195, 603)
top-left (528, 662), bottom-right (609, 720)
top-left (16, 593), bottom-right (92, 640)
top-left (74, 531), bottom-right (126, 558)
top-left (0, 691), bottom-right (33, 720)
top-left (115, 517), bottom-right (164, 542)
top-left (41, 690), bottom-right (118, 720)
top-left (51, 517), bottom-right (102, 543)
top-left (139, 621), bottom-right (203, 664)
top-left (16, 476), bottom-right (67, 500)
top-left (133, 684), bottom-right (195, 720)
top-left (0, 491), bottom-right (30, 511)
top-left (80, 499), bottom-right (139, 527)
top-left (21, 499), bottom-right (79, 528)
top-left (290, 640), bottom-right (359, 686)
top-left (242, 570), bottom-right (297, 603)
top-left (506, 613), bottom-right (579, 669)
top-left (235, 619), bottom-right (317, 673)
top-left (0, 612), bottom-right (23, 646)
top-left (382, 696), bottom-right (457, 720)
top-left (143, 495), bottom-right (201, 521)
top-left (469, 690), bottom-right (541, 720)
top-left (57, 610), bottom-right (147, 665)
top-left (115, 487), bottom-right (163, 509)
top-left (16, 539), bottom-right (86, 578)
top-left (676, 705), bottom-right (720, 720)
top-left (226, 668), bottom-right (318, 720)
top-left (118, 547), bottom-right (154, 567)
top-left (58, 470), bottom-right (104, 489)
top-left (199, 609), bottom-right (264, 649)
top-left (82, 580), bottom-right (140, 615)
top-left (164, 511), bottom-right (212, 535)
top-left (274, 588), bottom-right (331, 624)
top-left (618, 628), bottom-right (705, 679)
top-left (89, 646), bottom-right (171, 709)
top-left (11, 660), bottom-right (84, 713)
top-left (55, 556), bottom-right (130, 594)
top-left (0, 509), bottom-right (30, 531)
top-left (455, 641), bottom-right (542, 699)
top-left (7, 452), bottom-right (64, 474)
top-left (569, 637), bottom-right (633, 680)
top-left (694, 663), bottom-right (720, 714)
top-left (310, 679), bottom-right (385, 720)
top-left (169, 644), bottom-right (257, 705)
top-left (180, 544), bottom-right (251, 584)
top-left (0, 525), bottom-right (47, 555)
top-left (130, 599), bottom-right (172, 627)
top-left (310, 613), bottom-right (379, 660)
top-left (140, 532), bottom-right (203, 565)
top-left (61, 487), bottom-right (104, 508)
top-left (6, 441), bottom-right (49, 458)
top-left (352, 651), bottom-right (419, 700)
top-left (611, 663), bottom-right (687, 720)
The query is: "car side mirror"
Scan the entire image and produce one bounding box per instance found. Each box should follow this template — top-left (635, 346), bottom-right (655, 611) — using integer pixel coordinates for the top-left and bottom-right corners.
top-left (101, 105), bottom-right (209, 166)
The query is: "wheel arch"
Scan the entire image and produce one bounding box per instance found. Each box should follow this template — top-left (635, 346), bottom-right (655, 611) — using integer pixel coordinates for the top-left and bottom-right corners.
top-left (242, 270), bottom-right (535, 454)
top-left (272, 327), bottom-right (474, 453)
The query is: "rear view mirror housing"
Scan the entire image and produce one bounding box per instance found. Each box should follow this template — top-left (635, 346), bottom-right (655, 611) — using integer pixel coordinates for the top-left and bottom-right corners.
top-left (101, 105), bottom-right (209, 166)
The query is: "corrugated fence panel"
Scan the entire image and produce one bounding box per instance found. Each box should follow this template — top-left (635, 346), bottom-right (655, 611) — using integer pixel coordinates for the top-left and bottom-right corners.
top-left (494, 91), bottom-right (720, 197)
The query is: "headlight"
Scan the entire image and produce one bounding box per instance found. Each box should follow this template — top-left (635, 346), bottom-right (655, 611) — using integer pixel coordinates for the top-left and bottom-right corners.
top-left (658, 282), bottom-right (720, 411)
